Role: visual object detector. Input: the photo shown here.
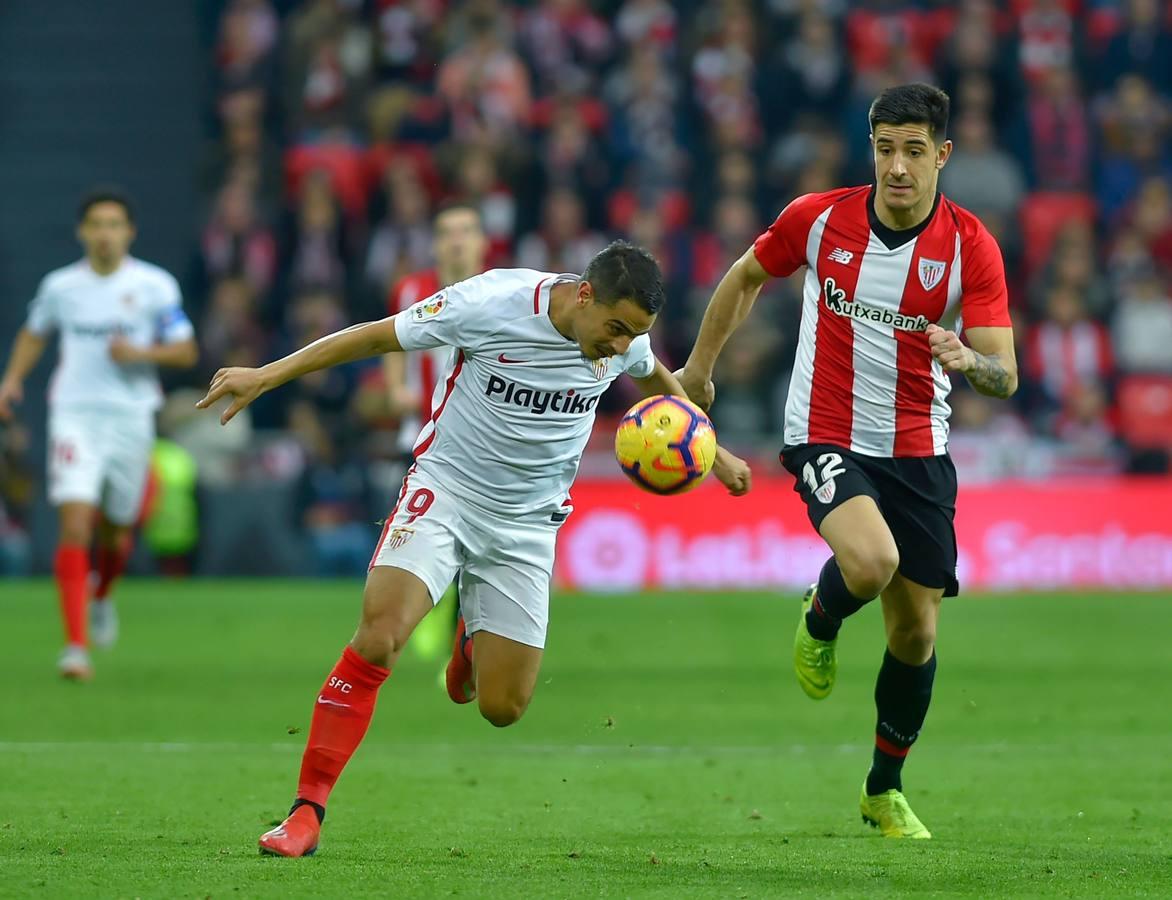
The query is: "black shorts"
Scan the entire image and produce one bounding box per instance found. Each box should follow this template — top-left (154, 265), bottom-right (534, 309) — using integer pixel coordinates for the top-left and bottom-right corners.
top-left (780, 443), bottom-right (959, 597)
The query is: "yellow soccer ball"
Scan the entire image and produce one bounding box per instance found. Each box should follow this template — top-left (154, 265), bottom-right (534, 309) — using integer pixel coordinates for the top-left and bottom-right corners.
top-left (614, 395), bottom-right (717, 495)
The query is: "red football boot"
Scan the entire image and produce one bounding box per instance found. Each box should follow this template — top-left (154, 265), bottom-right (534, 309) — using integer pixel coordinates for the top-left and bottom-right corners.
top-left (258, 804), bottom-right (320, 857)
top-left (445, 617), bottom-right (475, 704)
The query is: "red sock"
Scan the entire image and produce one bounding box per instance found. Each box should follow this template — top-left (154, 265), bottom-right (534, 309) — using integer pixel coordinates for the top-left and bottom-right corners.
top-left (54, 545), bottom-right (89, 647)
top-left (94, 536), bottom-right (132, 600)
top-left (296, 646), bottom-right (391, 808)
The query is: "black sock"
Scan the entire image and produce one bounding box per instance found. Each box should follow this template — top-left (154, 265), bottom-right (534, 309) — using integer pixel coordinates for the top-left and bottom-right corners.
top-left (866, 650), bottom-right (937, 795)
top-left (291, 798), bottom-right (326, 825)
top-left (805, 557), bottom-right (872, 641)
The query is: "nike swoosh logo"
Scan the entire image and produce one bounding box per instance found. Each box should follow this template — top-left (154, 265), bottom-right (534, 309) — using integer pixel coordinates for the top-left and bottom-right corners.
top-left (317, 695), bottom-right (351, 708)
top-left (651, 457), bottom-right (679, 472)
top-left (498, 354), bottom-right (527, 364)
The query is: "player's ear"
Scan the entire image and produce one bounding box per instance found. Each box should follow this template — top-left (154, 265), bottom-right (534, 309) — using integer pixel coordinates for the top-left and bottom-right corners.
top-left (577, 280), bottom-right (593, 307)
top-left (936, 139), bottom-right (953, 169)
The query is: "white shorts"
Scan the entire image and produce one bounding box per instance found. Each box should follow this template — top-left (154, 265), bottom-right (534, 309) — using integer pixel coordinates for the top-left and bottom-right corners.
top-left (369, 469), bottom-right (570, 649)
top-left (47, 409), bottom-right (155, 525)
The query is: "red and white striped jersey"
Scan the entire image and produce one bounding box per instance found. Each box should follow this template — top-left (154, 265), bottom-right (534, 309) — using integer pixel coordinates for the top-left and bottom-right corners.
top-left (388, 269), bottom-right (447, 451)
top-left (754, 186), bottom-right (1011, 457)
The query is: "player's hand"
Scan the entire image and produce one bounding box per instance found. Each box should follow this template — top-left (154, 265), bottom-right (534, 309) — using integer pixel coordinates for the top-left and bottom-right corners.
top-left (925, 324), bottom-right (976, 373)
top-left (673, 366), bottom-right (715, 412)
top-left (0, 378), bottom-right (22, 421)
top-left (713, 446), bottom-right (752, 496)
top-left (196, 366), bottom-right (266, 425)
top-left (109, 337), bottom-right (145, 364)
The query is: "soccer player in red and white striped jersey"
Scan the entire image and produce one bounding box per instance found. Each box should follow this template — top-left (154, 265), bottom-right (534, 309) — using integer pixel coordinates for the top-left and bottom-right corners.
top-left (679, 83), bottom-right (1018, 839)
top-left (383, 201), bottom-right (489, 663)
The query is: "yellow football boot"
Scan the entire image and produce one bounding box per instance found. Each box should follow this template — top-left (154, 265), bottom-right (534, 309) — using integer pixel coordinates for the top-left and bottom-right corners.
top-left (860, 784), bottom-right (932, 839)
top-left (793, 584), bottom-right (837, 699)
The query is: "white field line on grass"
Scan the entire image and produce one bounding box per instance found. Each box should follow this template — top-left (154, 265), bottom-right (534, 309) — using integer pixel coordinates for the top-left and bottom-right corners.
top-left (0, 740), bottom-right (870, 756)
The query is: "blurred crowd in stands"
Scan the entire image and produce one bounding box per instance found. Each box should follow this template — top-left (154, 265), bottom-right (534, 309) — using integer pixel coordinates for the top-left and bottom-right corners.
top-left (18, 0), bottom-right (1172, 574)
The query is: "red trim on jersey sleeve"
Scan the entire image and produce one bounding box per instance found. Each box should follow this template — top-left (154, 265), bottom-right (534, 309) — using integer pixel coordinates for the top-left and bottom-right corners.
top-left (957, 220), bottom-right (1012, 328)
top-left (533, 276), bottom-right (550, 314)
top-left (412, 350), bottom-right (465, 458)
top-left (753, 187), bottom-right (865, 278)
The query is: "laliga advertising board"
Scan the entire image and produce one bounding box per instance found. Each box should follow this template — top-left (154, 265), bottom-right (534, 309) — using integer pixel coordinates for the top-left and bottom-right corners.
top-left (555, 475), bottom-right (1172, 592)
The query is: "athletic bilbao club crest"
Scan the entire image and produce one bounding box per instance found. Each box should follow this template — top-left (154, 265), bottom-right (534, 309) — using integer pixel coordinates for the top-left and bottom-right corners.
top-left (814, 479), bottom-right (836, 504)
top-left (591, 358), bottom-right (610, 380)
top-left (918, 258), bottom-right (946, 291)
top-left (386, 526), bottom-right (415, 550)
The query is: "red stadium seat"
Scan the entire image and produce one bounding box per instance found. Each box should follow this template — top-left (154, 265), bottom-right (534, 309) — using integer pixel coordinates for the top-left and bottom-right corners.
top-left (1117, 375), bottom-right (1172, 449)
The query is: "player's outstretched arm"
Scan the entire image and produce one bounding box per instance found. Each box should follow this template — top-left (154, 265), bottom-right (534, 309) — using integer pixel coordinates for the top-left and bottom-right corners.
top-left (0, 328), bottom-right (48, 421)
top-left (925, 324), bottom-right (1018, 399)
top-left (109, 336), bottom-right (199, 369)
top-left (197, 316), bottom-right (403, 424)
top-left (677, 247), bottom-right (772, 410)
top-left (630, 359), bottom-right (752, 496)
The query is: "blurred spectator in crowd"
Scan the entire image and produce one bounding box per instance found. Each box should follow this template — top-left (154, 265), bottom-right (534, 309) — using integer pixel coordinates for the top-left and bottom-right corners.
top-left (0, 423), bottom-right (35, 574)
top-left (364, 161), bottom-right (434, 298)
top-left (1024, 284), bottom-right (1115, 431)
top-left (516, 186), bottom-right (606, 274)
top-left (518, 0), bottom-right (612, 96)
top-left (1094, 75), bottom-right (1172, 221)
top-left (1095, 0), bottom-right (1172, 93)
top-left (1029, 225), bottom-right (1113, 319)
top-left (614, 0), bottom-right (677, 55)
top-left (200, 277), bottom-right (269, 377)
top-left (759, 10), bottom-right (851, 135)
top-left (201, 179), bottom-right (278, 296)
top-left (437, 2), bottom-right (532, 148)
top-left (1023, 64), bottom-right (1092, 190)
top-left (1122, 176), bottom-right (1172, 272)
top-left (604, 45), bottom-right (685, 193)
top-left (1112, 270), bottom-right (1172, 373)
top-left (285, 169), bottom-right (353, 298)
top-left (215, 0), bottom-right (278, 95)
top-left (940, 109), bottom-right (1027, 222)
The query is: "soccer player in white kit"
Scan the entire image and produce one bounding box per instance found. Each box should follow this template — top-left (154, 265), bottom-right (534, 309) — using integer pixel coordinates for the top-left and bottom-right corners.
top-left (0, 188), bottom-right (198, 680)
top-left (196, 241), bottom-right (752, 857)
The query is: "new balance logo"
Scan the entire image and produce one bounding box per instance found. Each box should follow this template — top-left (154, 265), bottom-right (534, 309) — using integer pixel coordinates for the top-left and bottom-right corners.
top-left (827, 247), bottom-right (853, 264)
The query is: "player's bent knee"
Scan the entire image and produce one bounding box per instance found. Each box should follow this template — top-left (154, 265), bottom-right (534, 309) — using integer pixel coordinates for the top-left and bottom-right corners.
top-left (477, 688), bottom-right (531, 728)
top-left (888, 623), bottom-right (937, 664)
top-left (840, 550), bottom-right (899, 599)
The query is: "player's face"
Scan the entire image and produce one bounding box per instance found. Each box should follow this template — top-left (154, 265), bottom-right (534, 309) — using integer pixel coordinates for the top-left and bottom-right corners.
top-left (78, 202), bottom-right (135, 265)
top-left (871, 123), bottom-right (951, 213)
top-left (574, 286), bottom-right (656, 360)
top-left (433, 208), bottom-right (487, 284)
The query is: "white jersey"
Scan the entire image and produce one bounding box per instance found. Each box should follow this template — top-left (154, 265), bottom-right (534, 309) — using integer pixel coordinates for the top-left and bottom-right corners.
top-left (26, 257), bottom-right (194, 414)
top-left (394, 268), bottom-right (656, 515)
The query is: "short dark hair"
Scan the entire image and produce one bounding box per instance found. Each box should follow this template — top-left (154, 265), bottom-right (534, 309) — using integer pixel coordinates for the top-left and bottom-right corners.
top-left (433, 198), bottom-right (482, 229)
top-left (581, 240), bottom-right (665, 315)
top-left (78, 186), bottom-right (135, 223)
top-left (869, 83), bottom-right (951, 142)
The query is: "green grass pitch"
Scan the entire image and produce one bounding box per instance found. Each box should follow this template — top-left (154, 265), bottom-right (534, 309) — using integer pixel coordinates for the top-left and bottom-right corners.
top-left (1, 580), bottom-right (1169, 898)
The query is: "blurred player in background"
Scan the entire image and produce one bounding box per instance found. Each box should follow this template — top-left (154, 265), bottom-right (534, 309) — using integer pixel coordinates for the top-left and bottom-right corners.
top-left (679, 84), bottom-right (1017, 839)
top-left (384, 201), bottom-right (488, 663)
top-left (198, 241), bottom-right (751, 857)
top-left (0, 187), bottom-right (198, 680)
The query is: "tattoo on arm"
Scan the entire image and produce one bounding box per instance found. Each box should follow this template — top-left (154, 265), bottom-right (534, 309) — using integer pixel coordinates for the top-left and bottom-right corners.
top-left (965, 352), bottom-right (1013, 398)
